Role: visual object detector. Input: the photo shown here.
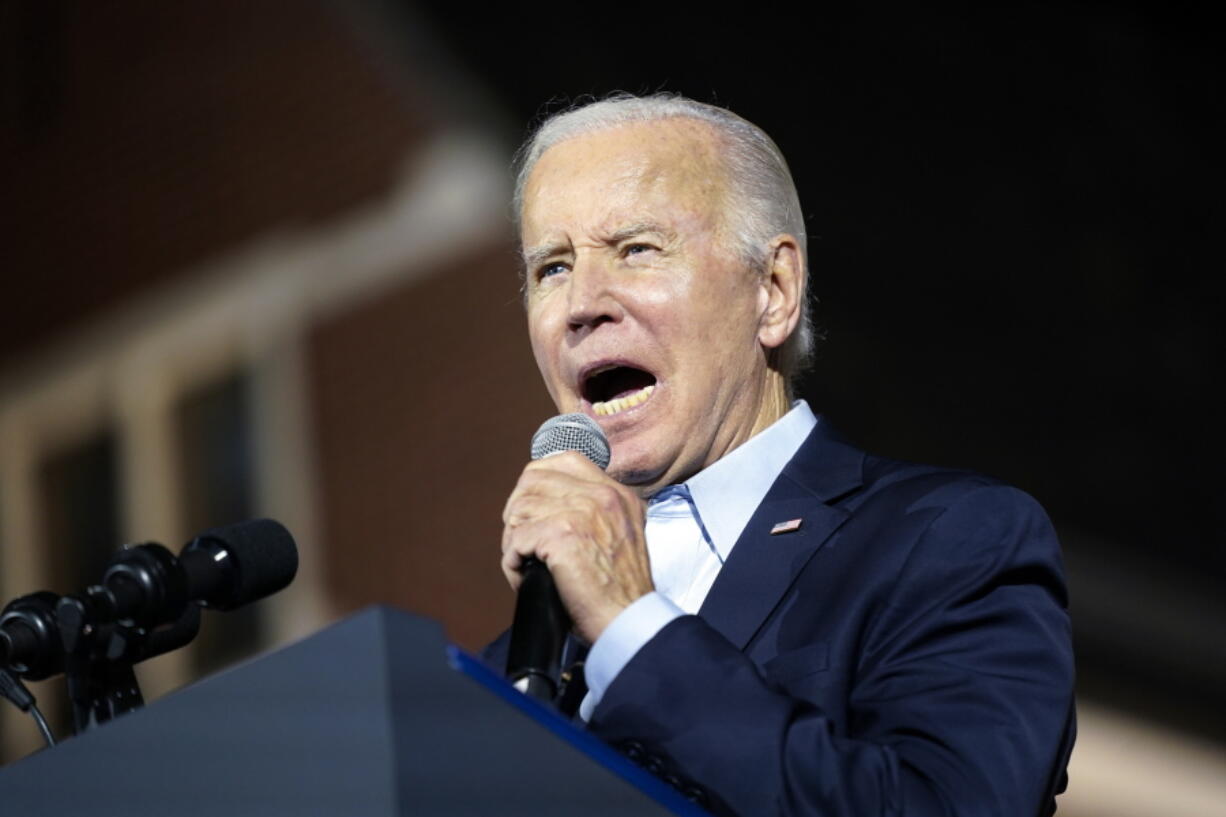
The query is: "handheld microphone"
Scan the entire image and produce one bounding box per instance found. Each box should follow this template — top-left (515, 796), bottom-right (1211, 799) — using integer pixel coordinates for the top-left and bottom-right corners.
top-left (506, 414), bottom-right (610, 700)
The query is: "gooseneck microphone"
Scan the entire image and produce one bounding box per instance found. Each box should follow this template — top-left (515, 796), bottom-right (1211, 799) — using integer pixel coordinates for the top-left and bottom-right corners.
top-left (507, 414), bottom-right (610, 701)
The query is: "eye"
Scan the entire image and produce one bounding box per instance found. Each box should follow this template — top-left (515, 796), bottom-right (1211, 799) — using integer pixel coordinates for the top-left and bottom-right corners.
top-left (536, 261), bottom-right (569, 280)
top-left (622, 242), bottom-right (658, 258)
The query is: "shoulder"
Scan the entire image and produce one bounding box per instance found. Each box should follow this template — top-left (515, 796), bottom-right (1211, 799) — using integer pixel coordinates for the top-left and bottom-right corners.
top-left (781, 418), bottom-right (1061, 563)
top-left (856, 453), bottom-right (1050, 531)
top-left (785, 416), bottom-right (1041, 516)
top-left (840, 453), bottom-right (1069, 613)
top-left (790, 426), bottom-right (1064, 593)
top-left (857, 451), bottom-right (1053, 535)
top-left (785, 410), bottom-right (1049, 526)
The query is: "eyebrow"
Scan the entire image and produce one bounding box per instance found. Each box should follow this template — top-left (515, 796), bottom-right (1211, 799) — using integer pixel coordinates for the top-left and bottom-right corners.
top-left (522, 221), bottom-right (676, 270)
top-left (522, 242), bottom-right (569, 271)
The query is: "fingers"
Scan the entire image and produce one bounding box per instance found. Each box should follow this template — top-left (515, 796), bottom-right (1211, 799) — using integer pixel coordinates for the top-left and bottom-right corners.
top-left (504, 453), bottom-right (640, 526)
top-left (498, 453), bottom-right (653, 642)
top-left (502, 453), bottom-right (612, 520)
top-left (500, 502), bottom-right (622, 581)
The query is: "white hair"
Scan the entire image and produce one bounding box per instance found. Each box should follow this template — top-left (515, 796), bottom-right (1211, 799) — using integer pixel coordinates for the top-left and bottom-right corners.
top-left (513, 93), bottom-right (816, 386)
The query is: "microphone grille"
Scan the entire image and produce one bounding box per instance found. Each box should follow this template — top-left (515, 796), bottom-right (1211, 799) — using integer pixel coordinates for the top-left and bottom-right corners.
top-left (531, 413), bottom-right (611, 470)
top-left (187, 518), bottom-right (298, 610)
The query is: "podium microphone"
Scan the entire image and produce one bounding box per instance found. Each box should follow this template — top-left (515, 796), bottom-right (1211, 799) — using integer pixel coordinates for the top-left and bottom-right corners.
top-left (0, 519), bottom-right (298, 680)
top-left (506, 414), bottom-right (611, 701)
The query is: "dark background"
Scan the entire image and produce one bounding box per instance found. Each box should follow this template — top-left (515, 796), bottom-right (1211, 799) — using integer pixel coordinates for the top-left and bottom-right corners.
top-left (409, 0), bottom-right (1224, 741)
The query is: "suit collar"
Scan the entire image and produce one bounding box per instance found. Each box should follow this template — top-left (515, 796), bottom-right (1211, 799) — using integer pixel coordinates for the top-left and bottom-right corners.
top-left (697, 419), bottom-right (865, 650)
top-left (778, 418), bottom-right (866, 504)
top-left (683, 401), bottom-right (818, 562)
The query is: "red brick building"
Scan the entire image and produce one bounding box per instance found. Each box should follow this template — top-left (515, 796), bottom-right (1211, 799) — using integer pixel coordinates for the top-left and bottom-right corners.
top-left (0, 0), bottom-right (548, 760)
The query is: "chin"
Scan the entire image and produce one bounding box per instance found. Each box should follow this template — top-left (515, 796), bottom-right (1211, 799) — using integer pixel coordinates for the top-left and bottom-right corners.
top-left (606, 424), bottom-right (693, 488)
top-left (606, 449), bottom-right (667, 489)
top-left (608, 460), bottom-right (658, 485)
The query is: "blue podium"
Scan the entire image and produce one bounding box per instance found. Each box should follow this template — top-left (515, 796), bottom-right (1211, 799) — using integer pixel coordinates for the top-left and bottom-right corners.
top-left (0, 606), bottom-right (707, 816)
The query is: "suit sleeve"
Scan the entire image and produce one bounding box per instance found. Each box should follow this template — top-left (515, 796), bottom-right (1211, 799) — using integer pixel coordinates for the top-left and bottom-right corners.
top-left (586, 484), bottom-right (1076, 817)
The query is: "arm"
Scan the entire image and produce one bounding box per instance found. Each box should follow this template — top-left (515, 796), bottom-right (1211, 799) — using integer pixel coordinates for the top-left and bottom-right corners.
top-left (587, 485), bottom-right (1076, 817)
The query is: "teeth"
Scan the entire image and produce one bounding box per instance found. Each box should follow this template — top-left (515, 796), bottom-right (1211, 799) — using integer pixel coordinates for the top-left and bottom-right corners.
top-left (593, 384), bottom-right (655, 416)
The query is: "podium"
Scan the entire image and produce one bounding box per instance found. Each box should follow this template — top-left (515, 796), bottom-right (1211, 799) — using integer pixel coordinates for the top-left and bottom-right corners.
top-left (0, 606), bottom-right (707, 816)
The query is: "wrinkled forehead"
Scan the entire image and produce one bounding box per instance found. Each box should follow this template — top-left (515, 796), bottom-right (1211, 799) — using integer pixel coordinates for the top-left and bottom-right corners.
top-left (520, 119), bottom-right (731, 241)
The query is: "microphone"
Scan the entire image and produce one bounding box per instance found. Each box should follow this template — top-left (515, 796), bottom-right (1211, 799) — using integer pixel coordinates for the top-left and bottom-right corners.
top-left (117, 517), bottom-right (299, 616)
top-left (1, 520), bottom-right (298, 677)
top-left (507, 414), bottom-right (610, 700)
top-left (529, 413), bottom-right (611, 467)
top-left (0, 593), bottom-right (62, 681)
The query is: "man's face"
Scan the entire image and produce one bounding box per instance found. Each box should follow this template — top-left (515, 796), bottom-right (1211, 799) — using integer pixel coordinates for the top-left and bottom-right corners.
top-left (520, 119), bottom-right (776, 493)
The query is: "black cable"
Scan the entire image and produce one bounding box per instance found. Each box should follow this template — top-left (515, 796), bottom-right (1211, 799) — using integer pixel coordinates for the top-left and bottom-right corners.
top-left (30, 703), bottom-right (56, 748)
top-left (0, 668), bottom-right (34, 710)
top-left (1, 669), bottom-right (57, 748)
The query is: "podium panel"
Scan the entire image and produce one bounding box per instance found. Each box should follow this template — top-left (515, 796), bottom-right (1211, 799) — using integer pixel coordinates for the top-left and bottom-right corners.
top-left (0, 606), bottom-right (704, 816)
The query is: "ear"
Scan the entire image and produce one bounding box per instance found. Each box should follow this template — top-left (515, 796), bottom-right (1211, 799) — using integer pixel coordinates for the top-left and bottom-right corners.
top-left (757, 235), bottom-right (804, 351)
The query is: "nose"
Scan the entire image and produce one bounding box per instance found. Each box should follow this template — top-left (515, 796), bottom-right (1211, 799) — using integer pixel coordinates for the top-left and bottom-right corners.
top-left (566, 255), bottom-right (623, 336)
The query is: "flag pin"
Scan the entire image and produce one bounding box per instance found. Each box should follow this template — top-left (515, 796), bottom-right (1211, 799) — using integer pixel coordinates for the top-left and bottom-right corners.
top-left (770, 518), bottom-right (803, 535)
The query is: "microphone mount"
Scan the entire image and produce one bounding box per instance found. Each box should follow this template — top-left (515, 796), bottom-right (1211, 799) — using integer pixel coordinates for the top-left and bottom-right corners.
top-left (0, 519), bottom-right (296, 738)
top-left (56, 579), bottom-right (202, 733)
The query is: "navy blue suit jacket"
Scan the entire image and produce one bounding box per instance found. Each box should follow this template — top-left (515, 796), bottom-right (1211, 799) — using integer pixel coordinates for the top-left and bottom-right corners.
top-left (491, 420), bottom-right (1075, 816)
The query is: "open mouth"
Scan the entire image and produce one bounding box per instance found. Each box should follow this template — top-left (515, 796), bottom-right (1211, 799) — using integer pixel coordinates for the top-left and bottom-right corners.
top-left (581, 365), bottom-right (657, 417)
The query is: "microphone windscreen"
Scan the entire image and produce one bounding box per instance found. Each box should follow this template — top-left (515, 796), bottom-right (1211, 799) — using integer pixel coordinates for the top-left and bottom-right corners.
top-left (531, 413), bottom-right (610, 469)
top-left (188, 519), bottom-right (298, 610)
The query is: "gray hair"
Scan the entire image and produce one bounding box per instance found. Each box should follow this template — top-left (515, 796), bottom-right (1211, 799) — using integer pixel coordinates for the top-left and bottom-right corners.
top-left (513, 93), bottom-right (815, 386)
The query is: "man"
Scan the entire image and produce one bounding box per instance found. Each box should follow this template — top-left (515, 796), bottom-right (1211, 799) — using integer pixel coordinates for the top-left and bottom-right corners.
top-left (493, 94), bottom-right (1075, 816)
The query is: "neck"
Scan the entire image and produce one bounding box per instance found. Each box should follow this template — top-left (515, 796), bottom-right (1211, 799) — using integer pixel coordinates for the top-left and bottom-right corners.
top-left (633, 369), bottom-right (792, 499)
top-left (749, 369), bottom-right (792, 440)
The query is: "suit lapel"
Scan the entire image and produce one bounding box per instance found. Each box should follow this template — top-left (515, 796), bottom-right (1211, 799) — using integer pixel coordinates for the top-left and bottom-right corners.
top-left (697, 420), bottom-right (865, 650)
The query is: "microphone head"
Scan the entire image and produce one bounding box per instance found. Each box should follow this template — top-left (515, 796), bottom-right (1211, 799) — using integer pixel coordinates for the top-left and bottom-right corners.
top-left (531, 413), bottom-right (611, 470)
top-left (183, 519), bottom-right (298, 610)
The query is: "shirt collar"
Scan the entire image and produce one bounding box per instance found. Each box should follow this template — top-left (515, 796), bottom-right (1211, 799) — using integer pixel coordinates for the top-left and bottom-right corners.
top-left (662, 401), bottom-right (817, 560)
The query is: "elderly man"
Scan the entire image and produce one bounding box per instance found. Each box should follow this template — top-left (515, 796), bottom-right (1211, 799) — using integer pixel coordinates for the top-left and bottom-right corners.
top-left (493, 94), bottom-right (1075, 816)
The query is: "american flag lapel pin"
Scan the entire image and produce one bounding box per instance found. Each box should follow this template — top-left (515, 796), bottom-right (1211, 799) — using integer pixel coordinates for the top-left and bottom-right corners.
top-left (770, 518), bottom-right (803, 535)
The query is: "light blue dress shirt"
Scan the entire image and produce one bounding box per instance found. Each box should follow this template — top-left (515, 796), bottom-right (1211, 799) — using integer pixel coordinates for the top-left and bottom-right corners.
top-left (579, 401), bottom-right (818, 721)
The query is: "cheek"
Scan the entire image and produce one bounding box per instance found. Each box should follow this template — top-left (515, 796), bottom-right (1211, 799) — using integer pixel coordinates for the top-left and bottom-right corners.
top-left (528, 340), bottom-right (550, 382)
top-left (529, 349), bottom-right (566, 411)
top-left (687, 284), bottom-right (760, 347)
top-left (684, 298), bottom-right (763, 388)
top-left (527, 315), bottom-right (564, 392)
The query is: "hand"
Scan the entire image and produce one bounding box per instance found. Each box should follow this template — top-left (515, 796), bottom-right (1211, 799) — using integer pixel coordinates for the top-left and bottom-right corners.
top-left (501, 451), bottom-right (654, 643)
